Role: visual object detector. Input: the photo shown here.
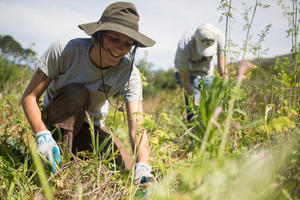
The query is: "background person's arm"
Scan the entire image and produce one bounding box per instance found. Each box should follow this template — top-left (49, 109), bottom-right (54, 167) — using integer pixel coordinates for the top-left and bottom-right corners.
top-left (179, 68), bottom-right (193, 95)
top-left (217, 55), bottom-right (228, 80)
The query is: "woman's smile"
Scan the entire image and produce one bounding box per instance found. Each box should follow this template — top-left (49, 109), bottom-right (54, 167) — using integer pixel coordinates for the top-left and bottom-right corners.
top-left (90, 30), bottom-right (134, 68)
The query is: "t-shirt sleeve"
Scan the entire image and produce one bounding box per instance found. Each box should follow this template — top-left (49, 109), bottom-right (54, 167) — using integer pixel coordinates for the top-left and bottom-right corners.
top-left (217, 31), bottom-right (225, 56)
top-left (120, 65), bottom-right (143, 102)
top-left (37, 40), bottom-right (67, 79)
top-left (174, 38), bottom-right (190, 70)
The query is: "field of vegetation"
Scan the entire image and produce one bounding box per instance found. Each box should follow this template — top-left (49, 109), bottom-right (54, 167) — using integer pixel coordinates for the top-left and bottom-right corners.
top-left (0, 1), bottom-right (300, 200)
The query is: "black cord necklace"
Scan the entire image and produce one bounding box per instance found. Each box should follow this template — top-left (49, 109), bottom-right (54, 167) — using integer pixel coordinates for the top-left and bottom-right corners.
top-left (97, 35), bottom-right (138, 122)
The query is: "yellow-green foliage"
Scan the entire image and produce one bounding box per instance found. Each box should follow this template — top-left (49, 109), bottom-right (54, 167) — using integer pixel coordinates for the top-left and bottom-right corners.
top-left (149, 134), bottom-right (300, 200)
top-left (269, 116), bottom-right (295, 132)
top-left (259, 116), bottom-right (295, 135)
top-left (1, 36), bottom-right (300, 199)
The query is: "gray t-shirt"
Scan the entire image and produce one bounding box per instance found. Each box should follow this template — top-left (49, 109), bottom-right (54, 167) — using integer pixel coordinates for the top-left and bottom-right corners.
top-left (174, 27), bottom-right (225, 77)
top-left (38, 38), bottom-right (142, 126)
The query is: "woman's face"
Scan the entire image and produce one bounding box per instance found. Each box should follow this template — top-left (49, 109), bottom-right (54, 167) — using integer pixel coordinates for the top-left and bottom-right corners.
top-left (100, 31), bottom-right (134, 67)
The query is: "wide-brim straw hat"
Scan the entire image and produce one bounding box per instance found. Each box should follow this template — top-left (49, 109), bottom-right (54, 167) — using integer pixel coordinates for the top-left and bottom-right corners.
top-left (78, 2), bottom-right (155, 48)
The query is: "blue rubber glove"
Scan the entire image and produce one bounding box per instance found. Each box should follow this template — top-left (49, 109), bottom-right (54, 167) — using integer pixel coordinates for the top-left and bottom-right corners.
top-left (35, 130), bottom-right (61, 173)
top-left (134, 162), bottom-right (153, 185)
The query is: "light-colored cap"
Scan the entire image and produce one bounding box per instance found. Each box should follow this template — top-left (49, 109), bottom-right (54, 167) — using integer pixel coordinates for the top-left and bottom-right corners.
top-left (195, 23), bottom-right (218, 56)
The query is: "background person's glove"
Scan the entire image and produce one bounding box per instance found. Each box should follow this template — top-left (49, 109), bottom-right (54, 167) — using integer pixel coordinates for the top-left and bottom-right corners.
top-left (35, 130), bottom-right (61, 173)
top-left (134, 162), bottom-right (153, 185)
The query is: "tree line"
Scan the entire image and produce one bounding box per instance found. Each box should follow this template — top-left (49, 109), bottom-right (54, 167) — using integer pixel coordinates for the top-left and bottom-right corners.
top-left (0, 34), bottom-right (36, 65)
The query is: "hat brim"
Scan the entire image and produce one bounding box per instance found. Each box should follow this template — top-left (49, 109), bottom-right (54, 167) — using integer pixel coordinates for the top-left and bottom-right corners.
top-left (196, 42), bottom-right (217, 57)
top-left (78, 21), bottom-right (155, 48)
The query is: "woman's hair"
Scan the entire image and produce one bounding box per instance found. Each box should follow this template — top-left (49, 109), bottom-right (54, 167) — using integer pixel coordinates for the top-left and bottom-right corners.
top-left (92, 31), bottom-right (104, 45)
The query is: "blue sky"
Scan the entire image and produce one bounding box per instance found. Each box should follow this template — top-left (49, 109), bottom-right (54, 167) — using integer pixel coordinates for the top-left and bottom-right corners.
top-left (0, 0), bottom-right (296, 70)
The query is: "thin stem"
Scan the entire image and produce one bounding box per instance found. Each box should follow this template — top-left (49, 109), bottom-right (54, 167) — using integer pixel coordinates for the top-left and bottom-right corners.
top-left (224, 0), bottom-right (232, 62)
top-left (242, 0), bottom-right (259, 60)
top-left (290, 0), bottom-right (299, 108)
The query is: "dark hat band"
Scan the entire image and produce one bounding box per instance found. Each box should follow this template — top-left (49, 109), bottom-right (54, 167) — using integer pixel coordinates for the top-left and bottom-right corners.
top-left (99, 17), bottom-right (138, 31)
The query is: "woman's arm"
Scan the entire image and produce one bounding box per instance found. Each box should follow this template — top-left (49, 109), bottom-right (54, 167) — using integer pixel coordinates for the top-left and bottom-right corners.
top-left (126, 100), bottom-right (150, 164)
top-left (22, 68), bottom-right (51, 133)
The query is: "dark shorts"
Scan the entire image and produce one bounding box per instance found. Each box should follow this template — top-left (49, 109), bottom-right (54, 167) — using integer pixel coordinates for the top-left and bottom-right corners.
top-left (43, 83), bottom-right (133, 170)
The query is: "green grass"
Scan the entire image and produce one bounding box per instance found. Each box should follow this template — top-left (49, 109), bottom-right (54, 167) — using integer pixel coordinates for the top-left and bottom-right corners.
top-left (0, 53), bottom-right (299, 200)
